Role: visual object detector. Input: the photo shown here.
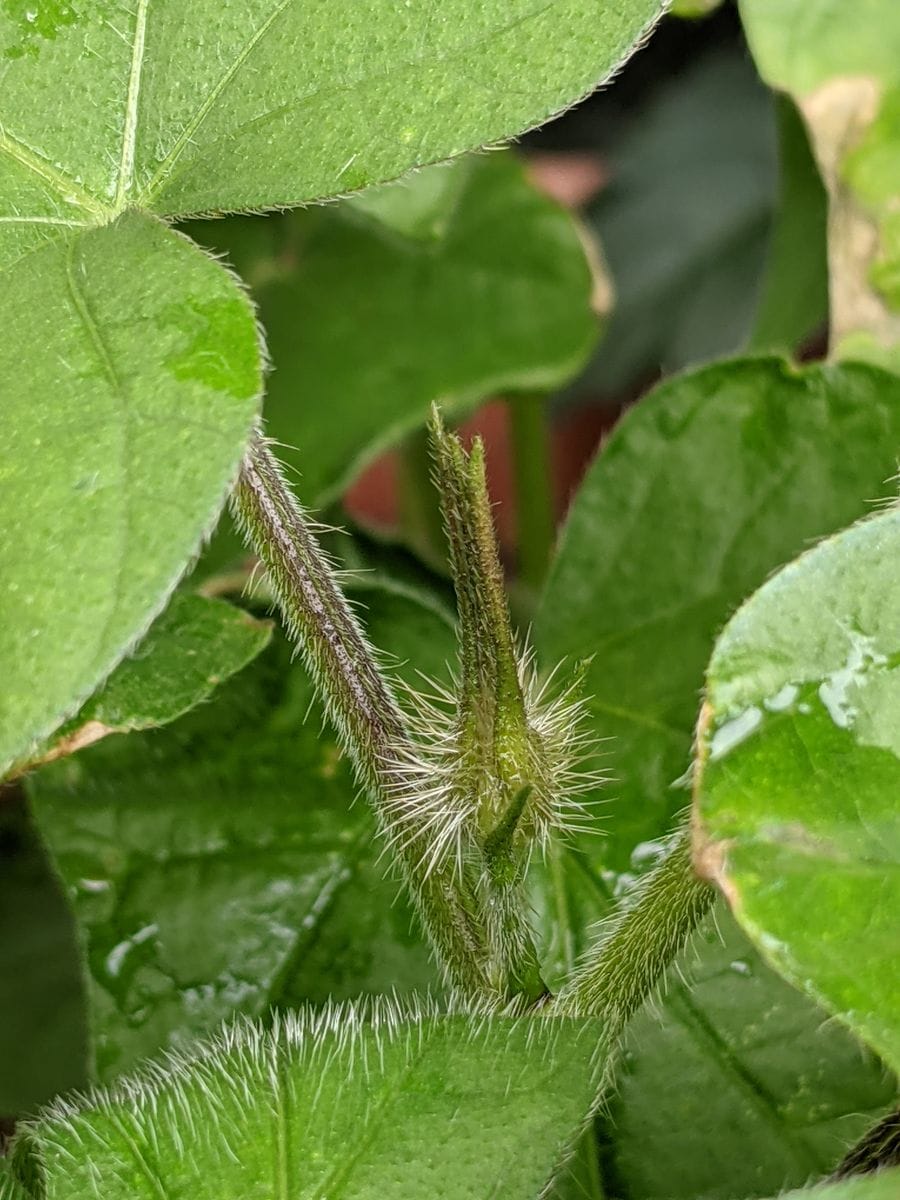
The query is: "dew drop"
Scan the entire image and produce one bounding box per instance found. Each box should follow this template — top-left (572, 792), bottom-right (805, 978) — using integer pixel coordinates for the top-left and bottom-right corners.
top-left (709, 706), bottom-right (762, 760)
top-left (77, 878), bottom-right (110, 894)
top-left (818, 627), bottom-right (886, 730)
top-left (105, 923), bottom-right (158, 978)
top-left (763, 683), bottom-right (798, 713)
top-left (630, 838), bottom-right (668, 869)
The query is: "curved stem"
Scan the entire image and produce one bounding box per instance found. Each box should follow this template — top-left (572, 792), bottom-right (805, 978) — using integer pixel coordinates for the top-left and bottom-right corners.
top-left (232, 428), bottom-right (492, 1000)
top-left (555, 824), bottom-right (714, 1036)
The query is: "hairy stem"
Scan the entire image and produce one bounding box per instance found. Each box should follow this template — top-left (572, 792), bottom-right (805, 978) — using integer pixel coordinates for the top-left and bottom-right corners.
top-left (428, 411), bottom-right (549, 1000)
top-left (232, 427), bottom-right (492, 999)
top-left (507, 395), bottom-right (555, 591)
top-left (555, 824), bottom-right (714, 1035)
top-left (831, 1108), bottom-right (900, 1181)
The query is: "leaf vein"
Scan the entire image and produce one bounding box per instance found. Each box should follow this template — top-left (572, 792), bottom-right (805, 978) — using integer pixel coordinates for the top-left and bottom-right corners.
top-left (143, 0), bottom-right (579, 208)
top-left (140, 0), bottom-right (296, 204)
top-left (0, 126), bottom-right (106, 217)
top-left (64, 234), bottom-right (133, 684)
top-left (115, 0), bottom-right (151, 208)
top-left (311, 1037), bottom-right (430, 1200)
top-left (667, 984), bottom-right (822, 1172)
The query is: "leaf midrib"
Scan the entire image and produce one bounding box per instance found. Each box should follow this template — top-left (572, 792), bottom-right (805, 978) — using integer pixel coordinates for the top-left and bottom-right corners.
top-left (3, 0), bottom-right (602, 229)
top-left (667, 982), bottom-right (824, 1174)
top-left (139, 0), bottom-right (297, 206)
top-left (63, 233), bottom-right (134, 692)
top-left (115, 0), bottom-right (151, 209)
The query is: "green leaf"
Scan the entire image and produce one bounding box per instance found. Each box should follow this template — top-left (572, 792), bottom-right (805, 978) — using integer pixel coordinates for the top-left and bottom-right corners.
top-left (740, 0), bottom-right (900, 366)
top-left (694, 506), bottom-right (900, 1074)
top-left (25, 594), bottom-right (271, 771)
top-left (0, 213), bottom-right (261, 777)
top-left (536, 357), bottom-right (900, 871)
top-left (738, 0), bottom-right (900, 94)
top-left (601, 906), bottom-right (895, 1200)
top-left (748, 95), bottom-right (829, 354)
top-left (671, 0), bottom-right (725, 15)
top-left (7, 1007), bottom-right (600, 1200)
top-left (188, 152), bottom-right (598, 506)
top-left (26, 586), bottom-right (455, 1080)
top-left (535, 358), bottom-right (900, 1196)
top-left (787, 1173), bottom-right (900, 1200)
top-left (0, 0), bottom-right (665, 233)
top-left (582, 47), bottom-right (777, 394)
top-left (0, 792), bottom-right (87, 1116)
top-left (0, 1161), bottom-right (30, 1200)
top-left (0, 0), bottom-right (664, 775)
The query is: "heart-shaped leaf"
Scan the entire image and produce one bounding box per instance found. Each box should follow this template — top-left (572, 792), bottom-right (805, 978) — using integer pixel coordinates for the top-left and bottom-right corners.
top-left (0, 0), bottom-right (664, 779)
top-left (0, 1), bottom-right (665, 234)
top-left (536, 358), bottom-right (900, 871)
top-left (188, 152), bottom-right (599, 505)
top-left (534, 358), bottom-right (900, 1196)
top-left (0, 214), bottom-right (261, 776)
top-left (26, 586), bottom-right (453, 1080)
top-left (695, 506), bottom-right (900, 1074)
top-left (6, 1007), bottom-right (600, 1200)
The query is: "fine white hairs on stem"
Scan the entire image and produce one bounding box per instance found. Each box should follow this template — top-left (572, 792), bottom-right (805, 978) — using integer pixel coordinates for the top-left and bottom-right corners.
top-left (379, 649), bottom-right (604, 884)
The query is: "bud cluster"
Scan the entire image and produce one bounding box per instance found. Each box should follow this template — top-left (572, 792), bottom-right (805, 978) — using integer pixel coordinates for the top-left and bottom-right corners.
top-left (381, 411), bottom-right (601, 1001)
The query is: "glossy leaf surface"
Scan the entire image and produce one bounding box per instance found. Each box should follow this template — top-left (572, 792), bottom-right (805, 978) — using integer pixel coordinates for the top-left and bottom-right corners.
top-left (536, 358), bottom-right (900, 871)
top-left (695, 507), bottom-right (900, 1074)
top-left (603, 907), bottom-right (894, 1200)
top-left (0, 214), bottom-right (261, 778)
top-left (7, 1008), bottom-right (598, 1200)
top-left (189, 152), bottom-right (597, 505)
top-left (27, 587), bottom-right (453, 1079)
top-left (530, 850), bottom-right (893, 1200)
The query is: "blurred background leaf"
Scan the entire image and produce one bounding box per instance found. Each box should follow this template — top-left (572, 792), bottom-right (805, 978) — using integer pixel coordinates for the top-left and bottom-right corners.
top-left (0, 790), bottom-right (87, 1116)
top-left (185, 152), bottom-right (600, 510)
top-left (584, 45), bottom-right (778, 394)
top-left (25, 586), bottom-right (453, 1082)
